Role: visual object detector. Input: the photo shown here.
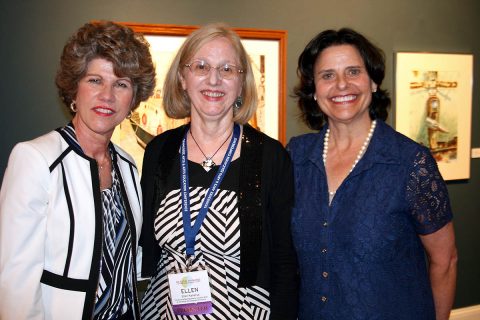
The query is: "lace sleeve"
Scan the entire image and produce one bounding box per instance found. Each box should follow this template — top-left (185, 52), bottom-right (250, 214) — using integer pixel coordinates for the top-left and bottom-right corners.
top-left (406, 148), bottom-right (453, 235)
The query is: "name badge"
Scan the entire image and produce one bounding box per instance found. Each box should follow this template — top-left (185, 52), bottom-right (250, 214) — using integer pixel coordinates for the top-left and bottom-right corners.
top-left (167, 269), bottom-right (213, 315)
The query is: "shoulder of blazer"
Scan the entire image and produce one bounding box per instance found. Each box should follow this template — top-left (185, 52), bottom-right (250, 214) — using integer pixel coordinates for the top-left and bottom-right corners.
top-left (49, 127), bottom-right (99, 172)
top-left (148, 125), bottom-right (187, 174)
top-left (19, 129), bottom-right (74, 173)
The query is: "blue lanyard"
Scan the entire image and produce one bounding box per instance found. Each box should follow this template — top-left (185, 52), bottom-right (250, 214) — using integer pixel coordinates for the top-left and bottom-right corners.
top-left (180, 124), bottom-right (240, 257)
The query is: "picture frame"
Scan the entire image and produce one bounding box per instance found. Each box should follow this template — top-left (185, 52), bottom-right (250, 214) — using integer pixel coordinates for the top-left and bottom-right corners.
top-left (395, 52), bottom-right (473, 180)
top-left (111, 22), bottom-right (287, 174)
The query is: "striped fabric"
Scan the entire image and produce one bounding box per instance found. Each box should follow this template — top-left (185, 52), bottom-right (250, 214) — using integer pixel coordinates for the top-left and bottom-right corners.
top-left (61, 123), bottom-right (83, 153)
top-left (141, 162), bottom-right (270, 320)
top-left (94, 170), bottom-right (134, 319)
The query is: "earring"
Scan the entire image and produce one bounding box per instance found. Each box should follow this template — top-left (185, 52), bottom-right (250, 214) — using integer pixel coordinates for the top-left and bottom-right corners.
top-left (70, 101), bottom-right (77, 113)
top-left (126, 110), bottom-right (133, 119)
top-left (313, 94), bottom-right (317, 101)
top-left (233, 96), bottom-right (243, 109)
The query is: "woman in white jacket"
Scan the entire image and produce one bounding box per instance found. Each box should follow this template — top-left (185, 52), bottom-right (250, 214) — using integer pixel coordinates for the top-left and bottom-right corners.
top-left (0, 21), bottom-right (155, 319)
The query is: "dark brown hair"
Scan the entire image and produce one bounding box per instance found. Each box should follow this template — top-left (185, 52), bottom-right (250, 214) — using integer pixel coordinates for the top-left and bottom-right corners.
top-left (294, 28), bottom-right (390, 130)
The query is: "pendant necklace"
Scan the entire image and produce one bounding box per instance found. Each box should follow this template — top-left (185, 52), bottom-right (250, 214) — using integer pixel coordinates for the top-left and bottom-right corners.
top-left (323, 120), bottom-right (376, 204)
top-left (97, 151), bottom-right (111, 172)
top-left (96, 150), bottom-right (112, 190)
top-left (190, 129), bottom-right (233, 172)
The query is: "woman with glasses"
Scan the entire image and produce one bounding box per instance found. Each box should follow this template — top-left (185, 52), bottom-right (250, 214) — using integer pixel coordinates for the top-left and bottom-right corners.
top-left (139, 23), bottom-right (298, 319)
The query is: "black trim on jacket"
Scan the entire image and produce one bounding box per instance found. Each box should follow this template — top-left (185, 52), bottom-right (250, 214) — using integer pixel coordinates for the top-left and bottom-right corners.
top-left (60, 162), bottom-right (75, 277)
top-left (39, 128), bottom-right (142, 320)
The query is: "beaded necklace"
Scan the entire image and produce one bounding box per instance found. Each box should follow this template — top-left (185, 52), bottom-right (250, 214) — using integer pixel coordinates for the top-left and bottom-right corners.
top-left (323, 120), bottom-right (377, 204)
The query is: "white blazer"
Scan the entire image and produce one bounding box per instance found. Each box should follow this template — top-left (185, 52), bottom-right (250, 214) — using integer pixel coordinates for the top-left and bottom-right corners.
top-left (0, 129), bottom-right (142, 320)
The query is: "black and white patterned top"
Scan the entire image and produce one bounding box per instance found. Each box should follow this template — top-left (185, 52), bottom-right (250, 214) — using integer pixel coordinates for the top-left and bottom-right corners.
top-left (94, 169), bottom-right (134, 319)
top-left (141, 159), bottom-right (270, 320)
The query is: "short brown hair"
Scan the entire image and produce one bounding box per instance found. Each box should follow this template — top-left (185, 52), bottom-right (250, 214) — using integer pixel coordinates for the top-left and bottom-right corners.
top-left (56, 21), bottom-right (156, 111)
top-left (162, 22), bottom-right (257, 124)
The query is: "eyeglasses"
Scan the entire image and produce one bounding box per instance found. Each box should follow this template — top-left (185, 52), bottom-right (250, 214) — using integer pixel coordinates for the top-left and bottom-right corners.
top-left (184, 61), bottom-right (244, 80)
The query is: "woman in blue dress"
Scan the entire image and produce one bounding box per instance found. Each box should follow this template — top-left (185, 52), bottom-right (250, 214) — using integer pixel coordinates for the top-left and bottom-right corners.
top-left (288, 28), bottom-right (457, 320)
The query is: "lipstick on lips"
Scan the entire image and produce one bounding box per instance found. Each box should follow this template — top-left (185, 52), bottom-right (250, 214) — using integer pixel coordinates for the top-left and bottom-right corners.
top-left (92, 106), bottom-right (114, 116)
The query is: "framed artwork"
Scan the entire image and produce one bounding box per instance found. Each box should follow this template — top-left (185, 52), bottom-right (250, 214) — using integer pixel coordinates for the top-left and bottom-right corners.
top-left (111, 22), bottom-right (287, 174)
top-left (395, 52), bottom-right (473, 180)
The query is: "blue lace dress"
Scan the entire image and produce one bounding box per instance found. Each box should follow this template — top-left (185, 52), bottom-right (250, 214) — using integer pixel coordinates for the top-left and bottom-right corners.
top-left (287, 120), bottom-right (453, 320)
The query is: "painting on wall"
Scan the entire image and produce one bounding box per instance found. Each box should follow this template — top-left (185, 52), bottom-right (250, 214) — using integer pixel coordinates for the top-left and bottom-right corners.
top-left (395, 52), bottom-right (473, 180)
top-left (111, 22), bottom-right (287, 174)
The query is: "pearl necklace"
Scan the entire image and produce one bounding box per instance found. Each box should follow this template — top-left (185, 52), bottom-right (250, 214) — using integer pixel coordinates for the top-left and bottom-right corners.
top-left (323, 120), bottom-right (377, 202)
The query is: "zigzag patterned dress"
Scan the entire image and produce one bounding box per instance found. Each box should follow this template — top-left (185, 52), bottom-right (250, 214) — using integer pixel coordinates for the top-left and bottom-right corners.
top-left (141, 159), bottom-right (270, 320)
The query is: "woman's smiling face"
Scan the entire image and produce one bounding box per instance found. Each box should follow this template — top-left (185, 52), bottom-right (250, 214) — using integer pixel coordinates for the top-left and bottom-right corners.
top-left (313, 44), bottom-right (377, 125)
top-left (73, 57), bottom-right (134, 139)
top-left (179, 37), bottom-right (243, 123)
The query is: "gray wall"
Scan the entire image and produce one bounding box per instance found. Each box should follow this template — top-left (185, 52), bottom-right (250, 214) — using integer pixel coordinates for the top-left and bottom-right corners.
top-left (1, 0), bottom-right (479, 309)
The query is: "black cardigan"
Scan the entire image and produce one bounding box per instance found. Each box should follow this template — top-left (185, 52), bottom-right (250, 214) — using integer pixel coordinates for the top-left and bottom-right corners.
top-left (139, 124), bottom-right (298, 319)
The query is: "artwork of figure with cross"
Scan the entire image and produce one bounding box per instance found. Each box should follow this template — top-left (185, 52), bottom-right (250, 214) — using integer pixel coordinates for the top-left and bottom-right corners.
top-left (410, 70), bottom-right (457, 150)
